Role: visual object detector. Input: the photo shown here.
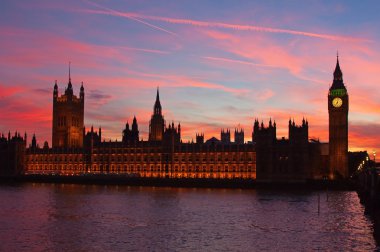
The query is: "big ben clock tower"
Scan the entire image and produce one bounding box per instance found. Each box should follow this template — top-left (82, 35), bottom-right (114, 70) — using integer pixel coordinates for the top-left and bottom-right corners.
top-left (328, 55), bottom-right (349, 179)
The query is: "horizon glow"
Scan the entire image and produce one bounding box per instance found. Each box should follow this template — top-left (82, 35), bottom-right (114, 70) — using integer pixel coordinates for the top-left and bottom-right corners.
top-left (0, 0), bottom-right (379, 156)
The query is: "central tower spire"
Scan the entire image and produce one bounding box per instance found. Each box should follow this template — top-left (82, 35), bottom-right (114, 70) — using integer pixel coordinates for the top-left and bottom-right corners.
top-left (69, 61), bottom-right (71, 82)
top-left (149, 87), bottom-right (165, 141)
top-left (154, 87), bottom-right (162, 115)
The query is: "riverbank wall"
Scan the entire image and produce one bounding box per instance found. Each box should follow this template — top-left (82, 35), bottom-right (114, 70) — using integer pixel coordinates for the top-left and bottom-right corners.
top-left (0, 174), bottom-right (355, 190)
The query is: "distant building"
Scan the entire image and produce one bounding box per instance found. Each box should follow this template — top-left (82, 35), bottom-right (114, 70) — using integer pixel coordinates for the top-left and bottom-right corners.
top-left (0, 132), bottom-right (26, 177)
top-left (254, 118), bottom-right (314, 182)
top-left (24, 88), bottom-right (256, 179)
top-left (2, 56), bottom-right (356, 181)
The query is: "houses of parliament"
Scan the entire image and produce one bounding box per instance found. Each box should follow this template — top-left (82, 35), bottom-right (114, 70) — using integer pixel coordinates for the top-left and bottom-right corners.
top-left (0, 57), bottom-right (351, 181)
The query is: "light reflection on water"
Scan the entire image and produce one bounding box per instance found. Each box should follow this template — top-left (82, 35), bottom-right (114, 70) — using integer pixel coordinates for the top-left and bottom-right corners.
top-left (0, 183), bottom-right (376, 251)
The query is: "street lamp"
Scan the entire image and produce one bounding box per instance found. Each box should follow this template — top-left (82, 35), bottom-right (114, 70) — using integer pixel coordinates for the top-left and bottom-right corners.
top-left (373, 151), bottom-right (377, 163)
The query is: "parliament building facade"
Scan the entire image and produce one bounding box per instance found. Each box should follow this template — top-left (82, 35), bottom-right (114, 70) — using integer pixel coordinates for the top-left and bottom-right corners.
top-left (1, 57), bottom-right (350, 181)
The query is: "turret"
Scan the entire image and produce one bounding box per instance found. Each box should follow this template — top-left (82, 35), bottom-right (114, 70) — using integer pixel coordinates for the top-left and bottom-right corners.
top-left (132, 116), bottom-right (138, 131)
top-left (122, 122), bottom-right (130, 143)
top-left (131, 116), bottom-right (139, 143)
top-left (289, 119), bottom-right (308, 144)
top-left (31, 134), bottom-right (37, 149)
top-left (43, 141), bottom-right (49, 149)
top-left (163, 121), bottom-right (181, 145)
top-left (80, 81), bottom-right (84, 100)
top-left (221, 128), bottom-right (231, 144)
top-left (53, 80), bottom-right (58, 100)
top-left (254, 119), bottom-right (276, 144)
top-left (252, 119), bottom-right (260, 142)
top-left (65, 62), bottom-right (74, 98)
top-left (196, 133), bottom-right (204, 144)
top-left (234, 127), bottom-right (244, 144)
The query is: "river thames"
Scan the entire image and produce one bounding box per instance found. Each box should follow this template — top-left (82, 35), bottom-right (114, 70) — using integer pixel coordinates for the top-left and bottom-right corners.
top-left (0, 183), bottom-right (376, 251)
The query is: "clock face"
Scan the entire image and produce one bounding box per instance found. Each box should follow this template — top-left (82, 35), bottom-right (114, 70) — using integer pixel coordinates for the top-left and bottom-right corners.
top-left (332, 97), bottom-right (343, 108)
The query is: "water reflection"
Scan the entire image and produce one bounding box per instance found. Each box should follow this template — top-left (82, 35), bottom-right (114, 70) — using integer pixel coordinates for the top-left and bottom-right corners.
top-left (0, 184), bottom-right (377, 251)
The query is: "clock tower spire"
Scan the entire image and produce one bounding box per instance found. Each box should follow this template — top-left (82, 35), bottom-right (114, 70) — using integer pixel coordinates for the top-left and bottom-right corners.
top-left (328, 54), bottom-right (349, 179)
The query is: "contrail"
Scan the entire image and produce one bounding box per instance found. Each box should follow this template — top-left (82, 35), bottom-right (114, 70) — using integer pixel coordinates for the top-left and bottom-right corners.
top-left (118, 46), bottom-right (169, 54)
top-left (202, 56), bottom-right (280, 68)
top-left (82, 7), bottom-right (370, 42)
top-left (83, 1), bottom-right (177, 36)
top-left (125, 15), bottom-right (178, 37)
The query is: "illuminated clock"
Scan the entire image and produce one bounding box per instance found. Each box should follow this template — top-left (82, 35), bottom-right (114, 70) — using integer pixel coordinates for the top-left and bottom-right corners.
top-left (332, 97), bottom-right (343, 108)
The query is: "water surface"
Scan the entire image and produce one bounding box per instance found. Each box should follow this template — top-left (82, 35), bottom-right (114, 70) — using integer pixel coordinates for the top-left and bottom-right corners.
top-left (0, 183), bottom-right (376, 251)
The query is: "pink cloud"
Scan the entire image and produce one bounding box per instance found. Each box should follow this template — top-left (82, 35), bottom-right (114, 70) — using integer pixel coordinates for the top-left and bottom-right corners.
top-left (79, 73), bottom-right (249, 97)
top-left (0, 83), bottom-right (24, 98)
top-left (0, 26), bottom-right (173, 72)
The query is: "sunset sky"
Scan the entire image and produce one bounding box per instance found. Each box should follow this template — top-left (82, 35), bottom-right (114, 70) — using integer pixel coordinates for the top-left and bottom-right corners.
top-left (0, 1), bottom-right (379, 156)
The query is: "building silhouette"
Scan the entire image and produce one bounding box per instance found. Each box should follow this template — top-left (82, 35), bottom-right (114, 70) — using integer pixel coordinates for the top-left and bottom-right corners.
top-left (52, 64), bottom-right (84, 148)
top-left (234, 128), bottom-right (244, 144)
top-left (149, 88), bottom-right (165, 141)
top-left (328, 55), bottom-right (349, 179)
top-left (122, 116), bottom-right (139, 144)
top-left (221, 129), bottom-right (231, 144)
top-left (0, 56), bottom-right (353, 181)
top-left (0, 132), bottom-right (26, 177)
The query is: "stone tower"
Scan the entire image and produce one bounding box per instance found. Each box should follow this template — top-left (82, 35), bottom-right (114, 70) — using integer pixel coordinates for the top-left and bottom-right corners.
top-left (52, 64), bottom-right (84, 148)
top-left (328, 55), bottom-right (349, 179)
top-left (254, 119), bottom-right (276, 182)
top-left (221, 129), bottom-right (231, 144)
top-left (149, 88), bottom-right (165, 141)
top-left (234, 128), bottom-right (244, 144)
top-left (122, 116), bottom-right (139, 144)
